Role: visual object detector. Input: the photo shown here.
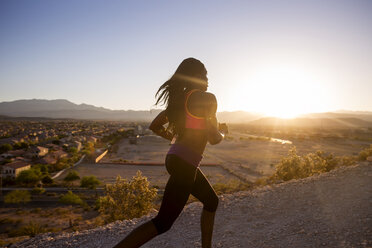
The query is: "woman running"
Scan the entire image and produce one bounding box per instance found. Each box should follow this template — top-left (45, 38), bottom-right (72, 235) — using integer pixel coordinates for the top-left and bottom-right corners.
top-left (114, 57), bottom-right (226, 248)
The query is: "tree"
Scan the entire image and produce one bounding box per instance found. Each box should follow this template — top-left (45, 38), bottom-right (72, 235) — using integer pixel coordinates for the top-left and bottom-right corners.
top-left (4, 190), bottom-right (31, 205)
top-left (16, 169), bottom-right (42, 186)
top-left (33, 164), bottom-right (49, 175)
top-left (63, 170), bottom-right (80, 188)
top-left (42, 175), bottom-right (54, 185)
top-left (68, 147), bottom-right (78, 154)
top-left (82, 142), bottom-right (95, 155)
top-left (80, 176), bottom-right (100, 189)
top-left (98, 171), bottom-right (157, 222)
top-left (0, 143), bottom-right (12, 153)
top-left (13, 141), bottom-right (29, 150)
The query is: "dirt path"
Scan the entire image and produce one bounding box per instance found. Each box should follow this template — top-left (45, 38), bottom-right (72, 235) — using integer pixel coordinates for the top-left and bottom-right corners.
top-left (13, 163), bottom-right (371, 248)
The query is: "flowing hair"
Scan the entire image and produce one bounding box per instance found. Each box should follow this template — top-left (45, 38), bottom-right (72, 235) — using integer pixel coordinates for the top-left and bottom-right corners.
top-left (155, 58), bottom-right (207, 136)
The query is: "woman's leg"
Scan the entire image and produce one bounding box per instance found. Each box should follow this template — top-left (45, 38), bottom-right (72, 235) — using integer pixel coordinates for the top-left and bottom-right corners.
top-left (113, 155), bottom-right (197, 248)
top-left (113, 220), bottom-right (158, 248)
top-left (191, 168), bottom-right (219, 248)
top-left (151, 169), bottom-right (194, 234)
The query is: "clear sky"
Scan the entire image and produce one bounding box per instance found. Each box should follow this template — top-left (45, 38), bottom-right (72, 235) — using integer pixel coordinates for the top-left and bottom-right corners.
top-left (1, 0), bottom-right (371, 117)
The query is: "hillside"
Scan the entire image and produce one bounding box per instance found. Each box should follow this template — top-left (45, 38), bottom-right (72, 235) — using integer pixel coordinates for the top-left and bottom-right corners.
top-left (1, 99), bottom-right (372, 125)
top-left (0, 99), bottom-right (161, 121)
top-left (248, 117), bottom-right (372, 129)
top-left (12, 163), bottom-right (371, 248)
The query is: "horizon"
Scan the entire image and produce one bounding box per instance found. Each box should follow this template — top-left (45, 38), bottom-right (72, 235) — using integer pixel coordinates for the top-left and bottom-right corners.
top-left (1, 98), bottom-right (372, 119)
top-left (1, 0), bottom-right (372, 117)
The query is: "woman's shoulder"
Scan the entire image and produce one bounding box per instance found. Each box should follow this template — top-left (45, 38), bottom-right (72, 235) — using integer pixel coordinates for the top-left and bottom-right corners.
top-left (192, 91), bottom-right (216, 102)
top-left (189, 91), bottom-right (217, 113)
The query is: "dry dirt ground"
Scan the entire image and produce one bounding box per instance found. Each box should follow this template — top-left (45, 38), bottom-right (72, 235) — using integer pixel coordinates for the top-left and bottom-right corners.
top-left (13, 162), bottom-right (371, 248)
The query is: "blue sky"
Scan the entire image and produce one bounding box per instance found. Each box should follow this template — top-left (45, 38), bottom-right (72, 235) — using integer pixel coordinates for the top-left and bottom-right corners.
top-left (1, 0), bottom-right (371, 115)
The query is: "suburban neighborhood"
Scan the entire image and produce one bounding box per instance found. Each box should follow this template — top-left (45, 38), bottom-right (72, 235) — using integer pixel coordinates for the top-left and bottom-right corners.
top-left (0, 119), bottom-right (132, 183)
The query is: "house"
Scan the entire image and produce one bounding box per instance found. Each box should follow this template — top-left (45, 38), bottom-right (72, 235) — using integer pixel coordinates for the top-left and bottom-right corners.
top-left (1, 161), bottom-right (31, 178)
top-left (87, 136), bottom-right (97, 143)
top-left (51, 150), bottom-right (68, 160)
top-left (71, 141), bottom-right (82, 151)
top-left (45, 143), bottom-right (62, 151)
top-left (29, 146), bottom-right (49, 157)
top-left (38, 154), bottom-right (57, 165)
top-left (7, 150), bottom-right (26, 157)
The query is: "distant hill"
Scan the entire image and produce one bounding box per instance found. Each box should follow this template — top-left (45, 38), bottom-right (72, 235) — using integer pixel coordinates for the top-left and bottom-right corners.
top-left (0, 99), bottom-right (265, 123)
top-left (1, 99), bottom-right (371, 125)
top-left (248, 117), bottom-right (372, 129)
top-left (301, 112), bottom-right (372, 122)
top-left (0, 99), bottom-right (162, 121)
top-left (216, 111), bottom-right (264, 123)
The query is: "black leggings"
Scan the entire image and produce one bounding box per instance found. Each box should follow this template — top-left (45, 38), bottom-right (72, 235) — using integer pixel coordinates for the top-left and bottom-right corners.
top-left (151, 154), bottom-right (219, 234)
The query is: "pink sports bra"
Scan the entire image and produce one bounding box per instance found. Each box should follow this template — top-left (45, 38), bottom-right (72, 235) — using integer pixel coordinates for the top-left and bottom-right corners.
top-left (185, 89), bottom-right (207, 130)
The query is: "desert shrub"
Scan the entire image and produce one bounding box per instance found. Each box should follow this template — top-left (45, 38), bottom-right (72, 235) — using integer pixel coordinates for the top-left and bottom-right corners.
top-left (272, 147), bottom-right (339, 181)
top-left (63, 170), bottom-right (80, 187)
top-left (0, 217), bottom-right (18, 225)
top-left (8, 222), bottom-right (47, 237)
top-left (31, 187), bottom-right (45, 195)
top-left (213, 180), bottom-right (251, 194)
top-left (254, 177), bottom-right (270, 186)
top-left (4, 190), bottom-right (31, 205)
top-left (98, 171), bottom-right (157, 222)
top-left (358, 145), bottom-right (372, 161)
top-left (59, 191), bottom-right (84, 206)
top-left (80, 176), bottom-right (100, 189)
top-left (340, 155), bottom-right (357, 166)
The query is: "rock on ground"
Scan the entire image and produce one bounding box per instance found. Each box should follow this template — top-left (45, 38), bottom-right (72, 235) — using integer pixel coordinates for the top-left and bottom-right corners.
top-left (12, 163), bottom-right (372, 248)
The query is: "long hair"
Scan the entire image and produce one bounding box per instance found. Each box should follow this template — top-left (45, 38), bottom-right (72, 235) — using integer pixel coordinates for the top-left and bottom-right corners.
top-left (155, 57), bottom-right (207, 136)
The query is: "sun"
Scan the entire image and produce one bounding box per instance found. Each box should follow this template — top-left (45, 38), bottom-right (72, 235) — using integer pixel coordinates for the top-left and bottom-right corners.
top-left (226, 63), bottom-right (329, 118)
top-left (264, 109), bottom-right (301, 119)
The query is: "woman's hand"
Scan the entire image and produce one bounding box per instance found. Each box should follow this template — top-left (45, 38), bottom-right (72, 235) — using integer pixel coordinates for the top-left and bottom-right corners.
top-left (149, 110), bottom-right (173, 141)
top-left (218, 123), bottom-right (228, 134)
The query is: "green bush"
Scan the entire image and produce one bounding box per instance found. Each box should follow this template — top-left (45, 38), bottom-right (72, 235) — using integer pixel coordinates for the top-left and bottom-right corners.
top-left (42, 175), bottom-right (54, 184)
top-left (31, 187), bottom-right (46, 195)
top-left (4, 190), bottom-right (31, 204)
top-left (272, 147), bottom-right (339, 181)
top-left (59, 191), bottom-right (84, 206)
top-left (80, 176), bottom-right (100, 189)
top-left (98, 171), bottom-right (157, 222)
top-left (16, 169), bottom-right (42, 186)
top-left (31, 187), bottom-right (45, 195)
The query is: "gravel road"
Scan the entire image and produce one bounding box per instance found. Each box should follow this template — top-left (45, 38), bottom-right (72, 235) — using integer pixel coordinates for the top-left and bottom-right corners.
top-left (12, 163), bottom-right (372, 248)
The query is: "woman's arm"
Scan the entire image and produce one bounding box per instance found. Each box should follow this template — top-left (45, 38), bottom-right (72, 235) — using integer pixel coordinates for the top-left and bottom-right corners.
top-left (204, 93), bottom-right (224, 145)
top-left (149, 110), bottom-right (173, 141)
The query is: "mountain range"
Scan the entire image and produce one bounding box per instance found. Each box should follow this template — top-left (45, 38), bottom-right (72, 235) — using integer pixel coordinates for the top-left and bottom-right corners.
top-left (1, 99), bottom-right (372, 128)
